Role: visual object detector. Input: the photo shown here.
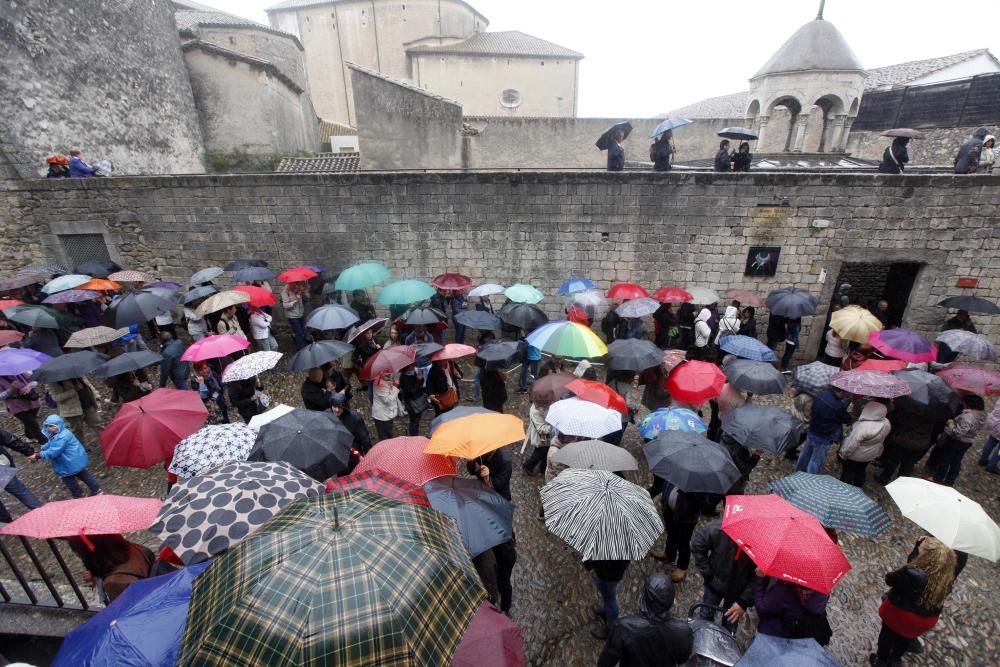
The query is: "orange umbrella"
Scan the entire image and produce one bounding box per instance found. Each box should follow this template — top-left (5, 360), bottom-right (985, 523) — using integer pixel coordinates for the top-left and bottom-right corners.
top-left (78, 278), bottom-right (122, 292)
top-left (424, 413), bottom-right (525, 459)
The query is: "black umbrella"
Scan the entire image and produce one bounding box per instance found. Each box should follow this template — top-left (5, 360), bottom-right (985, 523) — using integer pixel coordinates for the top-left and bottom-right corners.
top-left (475, 341), bottom-right (524, 369)
top-left (182, 285), bottom-right (218, 304)
top-left (224, 259), bottom-right (268, 271)
top-left (891, 369), bottom-right (962, 420)
top-left (93, 350), bottom-right (163, 378)
top-left (346, 318), bottom-right (387, 343)
top-left (0, 273), bottom-right (49, 290)
top-left (75, 260), bottom-right (122, 278)
top-left (454, 310), bottom-right (501, 331)
top-left (724, 359), bottom-right (787, 396)
top-left (413, 342), bottom-right (444, 365)
top-left (765, 287), bottom-right (818, 319)
top-left (232, 267), bottom-right (277, 283)
top-left (720, 405), bottom-right (803, 454)
top-left (607, 338), bottom-right (663, 372)
top-left (103, 292), bottom-right (174, 327)
top-left (937, 296), bottom-right (1000, 315)
top-left (718, 127), bottom-right (759, 141)
top-left (287, 340), bottom-right (354, 372)
top-left (595, 121), bottom-right (633, 151)
top-left (643, 431), bottom-right (741, 493)
top-left (881, 128), bottom-right (926, 139)
top-left (31, 351), bottom-right (109, 382)
top-left (430, 406), bottom-right (496, 434)
top-left (305, 304), bottom-right (360, 331)
top-left (497, 302), bottom-right (548, 332)
top-left (249, 409), bottom-right (352, 481)
top-left (401, 307), bottom-right (447, 326)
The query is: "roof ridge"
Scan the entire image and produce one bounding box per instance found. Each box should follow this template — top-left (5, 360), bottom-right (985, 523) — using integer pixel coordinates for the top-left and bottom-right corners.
top-left (866, 48), bottom-right (987, 72)
top-left (406, 30), bottom-right (583, 59)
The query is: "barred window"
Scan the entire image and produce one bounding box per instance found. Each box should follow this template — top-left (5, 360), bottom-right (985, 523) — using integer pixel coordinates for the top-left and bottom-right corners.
top-left (58, 233), bottom-right (111, 269)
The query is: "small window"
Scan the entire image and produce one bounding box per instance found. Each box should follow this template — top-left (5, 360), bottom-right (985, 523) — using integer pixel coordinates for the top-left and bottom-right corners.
top-left (58, 233), bottom-right (111, 270)
top-left (501, 89), bottom-right (521, 109)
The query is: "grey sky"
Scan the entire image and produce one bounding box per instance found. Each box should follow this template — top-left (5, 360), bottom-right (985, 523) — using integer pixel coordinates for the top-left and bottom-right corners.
top-left (199, 0), bottom-right (999, 117)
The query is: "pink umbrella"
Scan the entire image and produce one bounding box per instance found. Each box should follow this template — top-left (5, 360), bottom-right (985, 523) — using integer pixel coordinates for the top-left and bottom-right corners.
top-left (831, 370), bottom-right (912, 399)
top-left (181, 334), bottom-right (251, 362)
top-left (431, 343), bottom-right (477, 362)
top-left (0, 495), bottom-right (163, 539)
top-left (722, 289), bottom-right (767, 308)
top-left (453, 601), bottom-right (526, 667)
top-left (937, 365), bottom-right (1000, 395)
top-left (869, 329), bottom-right (936, 364)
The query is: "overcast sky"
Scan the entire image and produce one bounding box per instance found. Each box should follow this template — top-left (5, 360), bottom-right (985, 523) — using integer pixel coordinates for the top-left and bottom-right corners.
top-left (201, 0), bottom-right (999, 117)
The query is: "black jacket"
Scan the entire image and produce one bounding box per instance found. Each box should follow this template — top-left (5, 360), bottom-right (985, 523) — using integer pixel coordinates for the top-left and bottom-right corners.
top-left (691, 519), bottom-right (757, 608)
top-left (0, 430), bottom-right (35, 465)
top-left (732, 151), bottom-right (752, 172)
top-left (426, 366), bottom-right (451, 396)
top-left (399, 371), bottom-right (425, 401)
top-left (468, 448), bottom-right (513, 501)
top-left (480, 370), bottom-right (507, 411)
top-left (301, 378), bottom-right (329, 411)
top-left (598, 576), bottom-right (693, 667)
top-left (714, 148), bottom-right (733, 172)
top-left (338, 407), bottom-right (372, 454)
top-left (351, 339), bottom-right (380, 370)
top-left (878, 140), bottom-right (909, 174)
top-left (227, 380), bottom-right (262, 422)
top-left (651, 140), bottom-right (673, 171)
top-left (885, 565), bottom-right (934, 616)
top-left (953, 127), bottom-right (989, 173)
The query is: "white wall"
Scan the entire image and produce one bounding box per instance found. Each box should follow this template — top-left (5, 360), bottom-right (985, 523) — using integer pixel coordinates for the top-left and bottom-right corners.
top-left (908, 52), bottom-right (1000, 86)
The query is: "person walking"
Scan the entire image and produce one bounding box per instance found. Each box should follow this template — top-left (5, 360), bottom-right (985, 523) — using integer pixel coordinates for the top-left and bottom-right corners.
top-left (838, 401), bottom-right (891, 489)
top-left (586, 558), bottom-right (630, 639)
top-left (649, 481), bottom-right (701, 584)
top-left (0, 430), bottom-right (43, 523)
top-left (249, 306), bottom-right (278, 352)
top-left (371, 372), bottom-right (401, 441)
top-left (281, 281), bottom-right (308, 350)
top-left (651, 131), bottom-right (674, 171)
top-left (607, 130), bottom-right (626, 172)
top-left (597, 574), bottom-right (693, 667)
top-left (932, 394), bottom-right (986, 486)
top-left (876, 406), bottom-right (937, 485)
top-left (732, 142), bottom-right (752, 171)
top-left (690, 308), bottom-right (712, 360)
top-left (691, 517), bottom-right (756, 632)
top-left (713, 140), bottom-right (733, 172)
top-left (0, 374), bottom-right (46, 444)
top-left (953, 127), bottom-right (990, 174)
top-left (29, 415), bottom-right (101, 498)
top-left (781, 317), bottom-right (801, 370)
top-left (329, 394), bottom-right (372, 454)
top-left (157, 330), bottom-right (190, 390)
top-left (878, 137), bottom-right (910, 174)
top-left (517, 342), bottom-right (541, 393)
top-left (796, 387), bottom-right (853, 475)
top-left (521, 398), bottom-right (551, 475)
top-left (398, 365), bottom-right (428, 436)
top-left (977, 400), bottom-right (1000, 474)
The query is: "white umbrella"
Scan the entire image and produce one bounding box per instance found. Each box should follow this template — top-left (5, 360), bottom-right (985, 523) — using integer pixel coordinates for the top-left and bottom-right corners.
top-left (615, 297), bottom-right (659, 318)
top-left (686, 287), bottom-right (720, 305)
top-left (886, 477), bottom-right (1000, 561)
top-left (221, 351), bottom-right (283, 383)
top-left (545, 397), bottom-right (622, 438)
top-left (168, 423), bottom-right (257, 480)
top-left (247, 404), bottom-right (297, 433)
top-left (468, 283), bottom-right (505, 298)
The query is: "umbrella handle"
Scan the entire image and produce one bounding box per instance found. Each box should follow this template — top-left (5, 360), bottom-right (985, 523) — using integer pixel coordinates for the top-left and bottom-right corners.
top-left (78, 528), bottom-right (95, 552)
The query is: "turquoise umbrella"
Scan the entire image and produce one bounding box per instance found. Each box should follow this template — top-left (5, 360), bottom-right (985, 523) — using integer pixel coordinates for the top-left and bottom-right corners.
top-left (41, 274), bottom-right (91, 294)
top-left (3, 305), bottom-right (64, 329)
top-left (335, 262), bottom-right (391, 291)
top-left (504, 283), bottom-right (543, 304)
top-left (377, 279), bottom-right (436, 305)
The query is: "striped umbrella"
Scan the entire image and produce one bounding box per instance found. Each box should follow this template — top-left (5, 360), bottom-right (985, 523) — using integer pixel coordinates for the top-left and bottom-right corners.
top-left (526, 320), bottom-right (608, 358)
top-left (719, 335), bottom-right (778, 362)
top-left (791, 361), bottom-right (839, 396)
top-left (638, 407), bottom-right (707, 440)
top-left (541, 469), bottom-right (663, 561)
top-left (769, 472), bottom-right (892, 537)
top-left (935, 330), bottom-right (997, 362)
top-left (549, 439), bottom-right (639, 472)
top-left (545, 397), bottom-right (622, 439)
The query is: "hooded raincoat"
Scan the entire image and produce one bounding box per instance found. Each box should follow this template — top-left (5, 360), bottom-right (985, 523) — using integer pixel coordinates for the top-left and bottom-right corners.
top-left (839, 401), bottom-right (891, 463)
top-left (39, 414), bottom-right (89, 476)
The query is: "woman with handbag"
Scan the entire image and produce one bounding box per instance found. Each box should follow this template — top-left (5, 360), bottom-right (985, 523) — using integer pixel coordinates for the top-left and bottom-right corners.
top-left (399, 365), bottom-right (429, 436)
top-left (427, 359), bottom-right (459, 416)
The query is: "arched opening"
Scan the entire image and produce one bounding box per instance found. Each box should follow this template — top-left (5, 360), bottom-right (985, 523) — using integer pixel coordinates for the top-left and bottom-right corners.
top-left (804, 95), bottom-right (844, 153)
top-left (848, 97), bottom-right (859, 116)
top-left (765, 96), bottom-right (803, 152)
top-left (745, 99), bottom-right (761, 128)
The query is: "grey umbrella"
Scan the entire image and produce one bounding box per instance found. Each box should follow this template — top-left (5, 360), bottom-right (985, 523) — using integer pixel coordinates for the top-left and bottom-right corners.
top-left (422, 478), bottom-right (513, 558)
top-left (551, 439), bottom-right (639, 472)
top-left (721, 405), bottom-right (803, 454)
top-left (643, 431), bottom-right (741, 493)
top-left (31, 351), bottom-right (109, 382)
top-left (249, 409), bottom-right (353, 481)
top-left (454, 309), bottom-right (501, 331)
top-left (791, 361), bottom-right (838, 396)
top-left (724, 359), bottom-right (787, 395)
top-left (287, 340), bottom-right (354, 372)
top-left (936, 296), bottom-right (1000, 315)
top-left (182, 285), bottom-right (218, 304)
top-left (475, 341), bottom-right (524, 369)
top-left (607, 338), bottom-right (662, 372)
top-left (93, 350), bottom-right (163, 378)
top-left (305, 304), bottom-right (361, 331)
top-left (401, 307), bottom-right (447, 326)
top-left (190, 267), bottom-right (224, 286)
top-left (891, 368), bottom-right (962, 420)
top-left (75, 260), bottom-right (121, 277)
top-left (498, 302), bottom-right (548, 332)
top-left (103, 292), bottom-right (175, 328)
top-left (935, 330), bottom-right (997, 361)
top-left (233, 267), bottom-right (277, 283)
top-left (765, 288), bottom-right (818, 318)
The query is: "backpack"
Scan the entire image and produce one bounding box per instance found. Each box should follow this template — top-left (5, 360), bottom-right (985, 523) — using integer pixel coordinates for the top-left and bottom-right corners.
top-left (649, 143), bottom-right (657, 162)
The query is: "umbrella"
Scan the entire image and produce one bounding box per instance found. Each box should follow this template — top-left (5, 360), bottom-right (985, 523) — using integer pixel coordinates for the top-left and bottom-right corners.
top-left (686, 287), bottom-right (720, 305)
top-left (355, 436), bottom-right (457, 484)
top-left (325, 470), bottom-right (431, 507)
top-left (766, 288), bottom-right (818, 318)
top-left (425, 413), bottom-right (525, 459)
top-left (526, 320), bottom-right (608, 359)
top-left (0, 298), bottom-right (23, 310)
top-left (566, 378), bottom-right (627, 414)
top-left (180, 334), bottom-right (251, 362)
top-left (189, 267), bottom-right (224, 285)
top-left (107, 270), bottom-right (155, 283)
top-left (615, 297), bottom-right (659, 318)
top-left (650, 117), bottom-right (692, 139)
top-left (345, 317), bottom-right (388, 343)
top-left (667, 360), bottom-right (726, 404)
top-left (41, 289), bottom-right (101, 304)
top-left (51, 563), bottom-right (210, 667)
top-left (455, 309), bottom-right (501, 330)
top-left (497, 302), bottom-right (548, 331)
top-left (936, 365), bottom-right (1000, 395)
top-left (76, 260), bottom-right (121, 277)
top-left (936, 295), bottom-right (1000, 314)
top-left (431, 273), bottom-right (472, 291)
top-left (177, 490), bottom-right (484, 665)
top-left (305, 304), bottom-right (360, 331)
top-left (232, 266), bottom-right (277, 283)
top-left (476, 341), bottom-right (525, 370)
top-left (194, 290), bottom-right (250, 317)
top-left (725, 359), bottom-right (787, 396)
top-left (722, 405), bottom-right (803, 454)
top-left (607, 338), bottom-right (662, 372)
top-left (413, 341), bottom-right (444, 361)
top-left (400, 306), bottom-right (447, 325)
top-left (891, 368), bottom-right (962, 419)
top-left (596, 121), bottom-right (633, 150)
top-left (277, 266), bottom-right (319, 283)
top-left (719, 335), bottom-right (778, 362)
top-left (638, 407), bottom-right (707, 439)
top-left (830, 370), bottom-right (911, 398)
top-left (644, 431), bottom-right (740, 493)
top-left (722, 494), bottom-right (852, 594)
top-left (541, 469), bottom-right (662, 560)
top-left (0, 273), bottom-right (49, 290)
top-left (4, 304), bottom-right (63, 329)
top-left (769, 472), bottom-right (892, 537)
top-left (431, 343), bottom-right (476, 362)
top-left (168, 423), bottom-right (258, 480)
top-left (453, 602), bottom-right (526, 667)
top-left (19, 263), bottom-right (66, 275)
top-left (737, 635), bottom-right (839, 667)
top-left (247, 404), bottom-right (296, 433)
top-left (430, 407), bottom-right (496, 434)
top-left (468, 283), bottom-right (506, 298)
top-left (935, 330), bottom-right (996, 361)
top-left (550, 439), bottom-right (638, 472)
top-left (885, 477), bottom-right (1000, 561)
top-left (855, 359), bottom-right (907, 372)
top-left (829, 306), bottom-right (883, 344)
top-left (869, 328), bottom-right (936, 364)
top-left (100, 388), bottom-right (208, 468)
top-left (182, 285), bottom-right (218, 304)
top-left (881, 128), bottom-right (927, 140)
top-left (791, 361), bottom-right (838, 395)
top-left (250, 409), bottom-right (353, 481)
top-left (31, 351), bottom-right (108, 382)
top-left (221, 351), bottom-right (283, 383)
top-left (545, 397), bottom-right (622, 438)
top-left (722, 288), bottom-right (766, 308)
top-left (104, 292), bottom-right (174, 327)
top-left (0, 330), bottom-right (25, 346)
top-left (41, 274), bottom-right (92, 294)
top-left (334, 261), bottom-right (391, 290)
top-left (423, 477), bottom-right (514, 557)
top-left (606, 283), bottom-right (649, 300)
top-left (653, 287), bottom-right (693, 304)
top-left (225, 259), bottom-right (269, 271)
top-left (662, 348), bottom-right (688, 372)
top-left (504, 283), bottom-right (544, 304)
top-left (77, 278), bottom-right (122, 292)
top-left (63, 325), bottom-right (130, 348)
top-left (359, 345), bottom-right (417, 380)
top-left (0, 494), bottom-right (163, 538)
top-left (287, 340), bottom-right (353, 372)
top-left (377, 279), bottom-right (436, 305)
top-left (232, 285), bottom-right (277, 308)
top-left (93, 350), bottom-right (163, 378)
top-left (528, 371), bottom-right (575, 403)
top-left (717, 127), bottom-right (758, 140)
top-left (558, 277), bottom-right (596, 295)
top-left (0, 348), bottom-right (50, 375)
top-left (142, 287), bottom-right (183, 305)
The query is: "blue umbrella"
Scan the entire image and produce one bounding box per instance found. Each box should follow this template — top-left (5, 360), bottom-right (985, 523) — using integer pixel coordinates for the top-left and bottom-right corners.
top-left (649, 117), bottom-right (692, 139)
top-left (558, 277), bottom-right (596, 296)
top-left (736, 634), bottom-right (840, 667)
top-left (52, 562), bottom-right (210, 667)
top-left (769, 472), bottom-right (892, 538)
top-left (233, 267), bottom-right (277, 283)
top-left (720, 335), bottom-right (778, 362)
top-left (638, 407), bottom-right (707, 440)
top-left (423, 477), bottom-right (513, 557)
top-left (182, 285), bottom-right (218, 304)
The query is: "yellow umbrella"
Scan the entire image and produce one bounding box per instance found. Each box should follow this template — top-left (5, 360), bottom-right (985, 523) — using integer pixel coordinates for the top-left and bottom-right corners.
top-left (830, 306), bottom-right (882, 344)
top-left (195, 290), bottom-right (251, 317)
top-left (424, 413), bottom-right (525, 459)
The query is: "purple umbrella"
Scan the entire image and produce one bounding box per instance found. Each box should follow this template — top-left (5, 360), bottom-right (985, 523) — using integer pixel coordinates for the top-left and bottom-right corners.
top-left (41, 289), bottom-right (102, 305)
top-left (869, 329), bottom-right (936, 364)
top-left (0, 348), bottom-right (52, 375)
top-left (148, 281), bottom-right (182, 291)
top-left (831, 370), bottom-right (911, 399)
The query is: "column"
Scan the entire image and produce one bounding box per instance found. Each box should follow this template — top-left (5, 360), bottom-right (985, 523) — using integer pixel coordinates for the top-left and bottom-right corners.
top-left (754, 115), bottom-right (769, 152)
top-left (791, 115), bottom-right (809, 153)
top-left (840, 117), bottom-right (856, 153)
top-left (826, 115), bottom-right (847, 153)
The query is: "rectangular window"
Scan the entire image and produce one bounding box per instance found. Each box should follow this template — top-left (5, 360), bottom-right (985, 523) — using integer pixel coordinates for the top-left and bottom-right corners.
top-left (58, 233), bottom-right (111, 270)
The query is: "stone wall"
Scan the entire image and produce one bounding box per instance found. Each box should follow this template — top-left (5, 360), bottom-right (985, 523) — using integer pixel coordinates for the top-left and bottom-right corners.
top-left (846, 126), bottom-right (995, 167)
top-left (3, 171), bottom-right (998, 360)
top-left (0, 0), bottom-right (205, 177)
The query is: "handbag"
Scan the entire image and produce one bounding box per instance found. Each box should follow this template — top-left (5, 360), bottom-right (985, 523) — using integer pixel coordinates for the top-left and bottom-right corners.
top-left (404, 392), bottom-right (430, 415)
top-left (432, 387), bottom-right (458, 411)
top-left (255, 390), bottom-right (271, 408)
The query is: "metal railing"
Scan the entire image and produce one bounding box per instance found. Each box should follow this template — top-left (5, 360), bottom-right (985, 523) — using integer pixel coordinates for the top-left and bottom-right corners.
top-left (0, 535), bottom-right (91, 611)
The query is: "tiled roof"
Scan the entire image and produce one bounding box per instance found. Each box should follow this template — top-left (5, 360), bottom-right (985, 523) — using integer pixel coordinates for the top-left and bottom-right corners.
top-left (864, 49), bottom-right (995, 89)
top-left (266, 0), bottom-right (488, 21)
top-left (407, 31), bottom-right (583, 59)
top-left (666, 92), bottom-right (749, 119)
top-left (276, 153), bottom-right (360, 173)
top-left (320, 120), bottom-right (358, 139)
top-left (175, 8), bottom-right (302, 47)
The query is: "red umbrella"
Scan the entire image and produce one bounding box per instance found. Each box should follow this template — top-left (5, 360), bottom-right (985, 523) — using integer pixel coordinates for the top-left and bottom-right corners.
top-left (529, 371), bottom-right (575, 403)
top-left (0, 330), bottom-right (25, 346)
top-left (722, 289), bottom-right (766, 308)
top-left (232, 285), bottom-right (277, 308)
top-left (937, 365), bottom-right (1000, 395)
top-left (856, 358), bottom-right (907, 373)
top-left (453, 601), bottom-right (526, 667)
top-left (100, 388), bottom-right (208, 468)
top-left (431, 273), bottom-right (472, 291)
top-left (722, 494), bottom-right (851, 595)
top-left (0, 299), bottom-right (24, 310)
top-left (277, 266), bottom-right (319, 283)
top-left (431, 343), bottom-right (477, 362)
top-left (666, 361), bottom-right (725, 404)
top-left (566, 304), bottom-right (590, 325)
top-left (359, 345), bottom-right (418, 381)
top-left (353, 436), bottom-right (457, 485)
top-left (566, 378), bottom-right (628, 414)
top-left (181, 334), bottom-right (250, 362)
top-left (0, 494), bottom-right (163, 539)
top-left (607, 283), bottom-right (649, 300)
top-left (324, 469), bottom-right (431, 507)
top-left (653, 287), bottom-right (693, 304)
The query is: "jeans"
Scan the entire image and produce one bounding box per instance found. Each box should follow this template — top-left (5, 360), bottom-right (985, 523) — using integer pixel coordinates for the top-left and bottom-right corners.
top-left (407, 410), bottom-right (423, 437)
top-left (876, 445), bottom-right (926, 484)
top-left (255, 336), bottom-right (278, 352)
top-left (663, 507), bottom-right (696, 570)
top-left (595, 577), bottom-right (621, 627)
top-left (699, 585), bottom-right (739, 633)
top-left (933, 440), bottom-right (971, 486)
top-left (795, 435), bottom-right (833, 474)
top-left (495, 540), bottom-right (516, 614)
top-left (522, 445), bottom-right (549, 474)
top-left (875, 622), bottom-right (910, 664)
top-left (289, 317), bottom-right (306, 350)
top-left (374, 419), bottom-right (394, 442)
top-left (781, 342), bottom-right (797, 370)
top-left (13, 409), bottom-right (45, 444)
top-left (454, 319), bottom-right (466, 345)
top-left (519, 360), bottom-right (539, 390)
top-left (473, 368), bottom-right (482, 401)
top-left (4, 475), bottom-right (43, 511)
top-left (839, 458), bottom-right (869, 488)
top-left (980, 435), bottom-right (1000, 467)
top-left (60, 469), bottom-right (101, 498)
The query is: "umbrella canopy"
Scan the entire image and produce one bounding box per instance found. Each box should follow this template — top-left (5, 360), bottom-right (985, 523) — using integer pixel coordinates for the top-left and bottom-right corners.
top-left (0, 494), bottom-right (163, 539)
top-left (76, 260), bottom-right (121, 277)
top-left (725, 359), bottom-right (787, 396)
top-left (722, 495), bottom-right (851, 594)
top-left (325, 470), bottom-right (431, 508)
top-left (606, 283), bottom-right (649, 300)
top-left (77, 278), bottom-right (122, 292)
top-left (425, 413), bottom-right (525, 459)
top-left (168, 423), bottom-right (258, 480)
top-left (791, 361), bottom-right (838, 396)
top-left (830, 370), bottom-right (911, 398)
top-left (377, 279), bottom-right (436, 305)
top-left (737, 635), bottom-right (839, 667)
top-left (830, 306), bottom-right (883, 344)
top-left (528, 371), bottom-right (575, 403)
top-left (355, 436), bottom-right (457, 485)
top-left (686, 287), bottom-right (720, 305)
top-left (722, 288), bottom-right (766, 308)
top-left (452, 602), bottom-right (526, 667)
top-left (722, 405), bottom-right (803, 455)
top-left (638, 407), bottom-right (707, 439)
top-left (305, 304), bottom-right (360, 331)
top-left (334, 262), bottom-right (391, 291)
top-left (430, 407), bottom-right (496, 434)
top-left (0, 330), bottom-right (25, 346)
top-left (550, 439), bottom-right (638, 472)
top-left (503, 283), bottom-right (544, 304)
top-left (0, 273), bottom-right (48, 290)
top-left (937, 295), bottom-right (1000, 314)
top-left (194, 290), bottom-right (250, 317)
top-left (769, 472), bottom-right (892, 538)
top-left (431, 273), bottom-right (472, 291)
top-left (63, 325), bottom-right (129, 348)
top-left (653, 287), bottom-right (693, 304)
top-left (42, 274), bottom-right (91, 294)
top-left (885, 477), bottom-right (1000, 561)
top-left (475, 340), bottom-right (525, 370)
top-left (455, 309), bottom-right (501, 331)
top-left (100, 388), bottom-right (208, 468)
top-left (190, 267), bottom-right (224, 285)
top-left (717, 127), bottom-right (759, 140)
top-left (469, 283), bottom-right (505, 298)
top-left (936, 364), bottom-right (1000, 395)
top-left (232, 266), bottom-right (277, 283)
top-left (935, 329), bottom-right (996, 361)
top-left (596, 121), bottom-right (633, 150)
top-left (615, 297), bottom-right (659, 318)
top-left (0, 298), bottom-right (23, 310)
top-left (412, 341), bottom-right (444, 361)
top-left (497, 302), bottom-right (548, 332)
top-left (250, 409), bottom-right (353, 481)
top-left (359, 345), bottom-right (417, 381)
top-left (277, 266), bottom-right (319, 283)
top-left (545, 397), bottom-right (622, 438)
top-left (94, 350), bottom-right (163, 378)
top-left (178, 490), bottom-right (484, 666)
top-left (181, 334), bottom-right (251, 362)
top-left (107, 270), bottom-right (155, 283)
top-left (891, 368), bottom-right (962, 419)
top-left (141, 287), bottom-right (183, 305)
top-left (667, 360), bottom-right (726, 404)
top-left (246, 404), bottom-right (296, 433)
top-left (400, 306), bottom-right (447, 326)
top-left (287, 340), bottom-right (353, 372)
top-left (104, 292), bottom-right (174, 328)
top-left (41, 289), bottom-right (101, 304)
top-left (541, 469), bottom-right (662, 560)
top-left (19, 262), bottom-right (66, 276)
top-left (4, 304), bottom-right (63, 329)
top-left (221, 351), bottom-right (283, 383)
top-left (558, 277), bottom-right (596, 295)
top-left (650, 117), bottom-right (692, 139)
top-left (346, 317), bottom-right (388, 343)
top-left (31, 350), bottom-right (108, 382)
top-left (423, 477), bottom-right (514, 557)
top-left (232, 285), bottom-right (277, 308)
top-left (182, 285), bottom-right (218, 304)
top-left (431, 343), bottom-right (476, 362)
top-left (566, 378), bottom-right (628, 414)
top-left (607, 338), bottom-right (662, 372)
top-left (766, 288), bottom-right (818, 318)
top-left (526, 320), bottom-right (608, 359)
top-left (881, 128), bottom-right (926, 139)
top-left (0, 348), bottom-right (50, 375)
top-left (869, 328), bottom-right (936, 364)
top-left (855, 359), bottom-right (907, 372)
top-left (719, 335), bottom-right (778, 362)
top-left (644, 431), bottom-right (740, 493)
top-left (150, 461), bottom-right (324, 565)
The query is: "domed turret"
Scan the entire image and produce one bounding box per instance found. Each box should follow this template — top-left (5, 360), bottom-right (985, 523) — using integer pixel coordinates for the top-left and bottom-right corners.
top-left (752, 19), bottom-right (864, 80)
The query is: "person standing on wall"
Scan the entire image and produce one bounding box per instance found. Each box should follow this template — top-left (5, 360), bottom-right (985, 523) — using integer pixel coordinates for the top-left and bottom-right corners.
top-left (713, 140), bottom-right (733, 172)
top-left (651, 131), bottom-right (674, 171)
top-left (608, 130), bottom-right (626, 172)
top-left (878, 137), bottom-right (909, 174)
top-left (732, 142), bottom-right (753, 172)
top-left (953, 127), bottom-right (990, 174)
top-left (68, 150), bottom-right (96, 178)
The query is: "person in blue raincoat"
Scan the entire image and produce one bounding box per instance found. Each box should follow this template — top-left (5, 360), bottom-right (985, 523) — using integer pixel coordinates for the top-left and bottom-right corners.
top-left (29, 415), bottom-right (102, 498)
top-left (68, 150), bottom-right (96, 178)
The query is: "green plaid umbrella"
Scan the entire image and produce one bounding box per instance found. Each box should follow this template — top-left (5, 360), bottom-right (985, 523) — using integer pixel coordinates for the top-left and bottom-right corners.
top-left (769, 472), bottom-right (892, 538)
top-left (179, 489), bottom-right (485, 667)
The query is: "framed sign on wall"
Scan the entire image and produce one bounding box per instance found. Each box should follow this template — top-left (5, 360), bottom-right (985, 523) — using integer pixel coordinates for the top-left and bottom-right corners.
top-left (745, 246), bottom-right (781, 277)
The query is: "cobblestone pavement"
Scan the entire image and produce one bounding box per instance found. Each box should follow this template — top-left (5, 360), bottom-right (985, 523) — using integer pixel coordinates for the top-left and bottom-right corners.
top-left (2, 356), bottom-right (998, 666)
